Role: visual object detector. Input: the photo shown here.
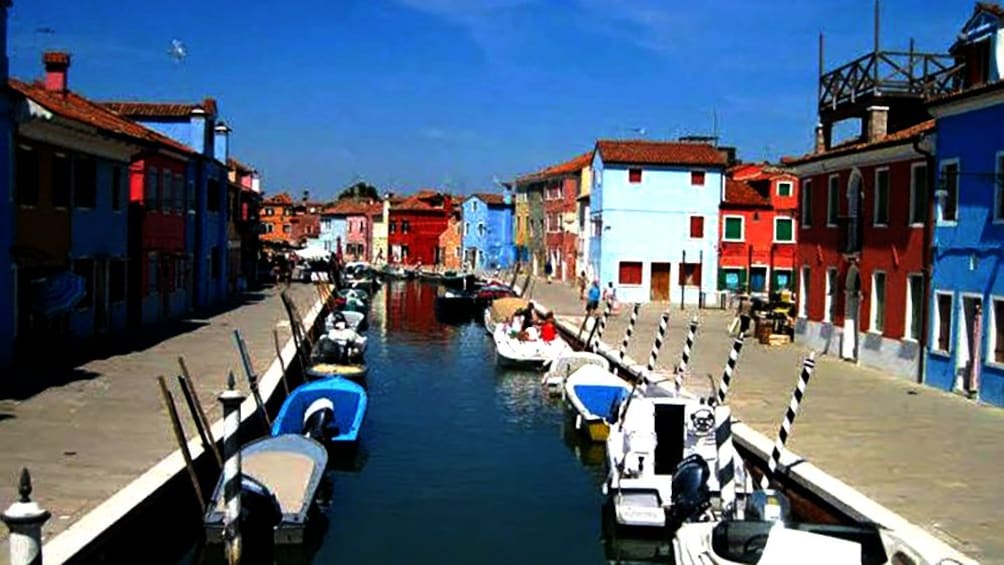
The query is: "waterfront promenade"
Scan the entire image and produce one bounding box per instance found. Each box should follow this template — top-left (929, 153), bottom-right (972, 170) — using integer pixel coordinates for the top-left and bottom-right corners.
top-left (528, 279), bottom-right (1003, 563)
top-left (0, 284), bottom-right (317, 564)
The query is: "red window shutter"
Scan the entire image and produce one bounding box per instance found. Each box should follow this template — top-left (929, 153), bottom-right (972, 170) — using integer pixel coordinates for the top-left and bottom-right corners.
top-left (691, 171), bottom-right (705, 186)
top-left (690, 216), bottom-right (704, 238)
top-left (618, 261), bottom-right (643, 284)
top-left (629, 168), bottom-right (642, 183)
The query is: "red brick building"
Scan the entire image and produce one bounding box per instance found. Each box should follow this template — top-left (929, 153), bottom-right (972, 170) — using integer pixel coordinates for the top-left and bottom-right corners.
top-left (388, 190), bottom-right (453, 266)
top-left (717, 163), bottom-right (799, 295)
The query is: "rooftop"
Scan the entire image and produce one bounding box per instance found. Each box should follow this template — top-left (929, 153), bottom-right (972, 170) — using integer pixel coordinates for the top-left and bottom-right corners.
top-left (102, 97), bottom-right (218, 119)
top-left (469, 192), bottom-right (508, 206)
top-left (595, 139), bottom-right (727, 167)
top-left (783, 120), bottom-right (934, 166)
top-left (723, 179), bottom-right (770, 208)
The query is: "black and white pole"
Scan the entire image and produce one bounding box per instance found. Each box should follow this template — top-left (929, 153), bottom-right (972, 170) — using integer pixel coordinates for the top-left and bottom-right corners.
top-left (618, 303), bottom-right (641, 364)
top-left (714, 409), bottom-right (739, 519)
top-left (2, 468), bottom-right (50, 565)
top-left (591, 297), bottom-right (614, 353)
top-left (675, 316), bottom-right (699, 393)
top-left (645, 311), bottom-right (670, 377)
top-left (713, 315), bottom-right (749, 406)
top-left (761, 352), bottom-right (817, 490)
top-left (219, 372), bottom-right (245, 565)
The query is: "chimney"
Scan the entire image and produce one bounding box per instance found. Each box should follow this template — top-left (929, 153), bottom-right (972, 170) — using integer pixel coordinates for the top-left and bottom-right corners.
top-left (866, 106), bottom-right (889, 143)
top-left (43, 51), bottom-right (70, 93)
top-left (189, 107), bottom-right (207, 155)
top-left (214, 122), bottom-right (231, 163)
top-left (814, 122), bottom-right (832, 154)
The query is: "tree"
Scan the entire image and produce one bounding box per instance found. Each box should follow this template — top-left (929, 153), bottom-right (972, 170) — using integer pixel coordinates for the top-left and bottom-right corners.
top-left (338, 182), bottom-right (379, 201)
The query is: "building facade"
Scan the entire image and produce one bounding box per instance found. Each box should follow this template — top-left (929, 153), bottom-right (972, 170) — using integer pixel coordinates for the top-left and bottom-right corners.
top-left (542, 152), bottom-right (591, 282)
top-left (0, 0), bottom-right (13, 368)
top-left (345, 204), bottom-right (372, 261)
top-left (261, 192), bottom-right (294, 245)
top-left (590, 140), bottom-right (726, 304)
top-left (370, 200), bottom-right (388, 264)
top-left (924, 3), bottom-right (1004, 405)
top-left (438, 215), bottom-right (462, 270)
top-left (577, 160), bottom-right (594, 282)
top-left (718, 164), bottom-right (799, 295)
top-left (228, 158), bottom-right (262, 290)
top-left (461, 192), bottom-right (515, 271)
top-left (388, 191), bottom-right (453, 266)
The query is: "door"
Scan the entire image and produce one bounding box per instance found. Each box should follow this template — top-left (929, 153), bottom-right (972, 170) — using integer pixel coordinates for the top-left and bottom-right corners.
top-left (842, 267), bottom-right (861, 360)
top-left (650, 263), bottom-right (671, 301)
top-left (750, 267), bottom-right (767, 294)
top-left (94, 260), bottom-right (109, 333)
top-left (957, 297), bottom-right (983, 395)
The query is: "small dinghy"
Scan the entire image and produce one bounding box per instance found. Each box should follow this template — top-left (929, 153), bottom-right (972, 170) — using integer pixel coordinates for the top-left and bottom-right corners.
top-left (335, 288), bottom-right (369, 312)
top-left (542, 351), bottom-right (611, 395)
top-left (325, 309), bottom-right (367, 333)
top-left (493, 323), bottom-right (571, 370)
top-left (306, 322), bottom-right (368, 382)
top-left (204, 434), bottom-right (327, 545)
top-left (273, 378), bottom-right (368, 444)
top-left (563, 364), bottom-right (631, 442)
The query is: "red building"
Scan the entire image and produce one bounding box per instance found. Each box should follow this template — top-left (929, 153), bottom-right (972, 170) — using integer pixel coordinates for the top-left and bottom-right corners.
top-left (541, 152), bottom-right (592, 281)
top-left (288, 199), bottom-right (322, 246)
top-left (388, 190), bottom-right (454, 266)
top-left (717, 163), bottom-right (799, 295)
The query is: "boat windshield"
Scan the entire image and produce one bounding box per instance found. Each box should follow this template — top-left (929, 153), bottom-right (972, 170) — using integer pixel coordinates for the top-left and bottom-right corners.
top-left (710, 520), bottom-right (889, 565)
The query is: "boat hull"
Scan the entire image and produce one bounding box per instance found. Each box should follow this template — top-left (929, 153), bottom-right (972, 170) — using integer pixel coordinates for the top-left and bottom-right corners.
top-left (273, 378), bottom-right (368, 444)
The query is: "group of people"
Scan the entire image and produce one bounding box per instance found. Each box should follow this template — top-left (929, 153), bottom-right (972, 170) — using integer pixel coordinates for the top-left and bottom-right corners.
top-left (505, 301), bottom-right (558, 343)
top-left (578, 272), bottom-right (620, 316)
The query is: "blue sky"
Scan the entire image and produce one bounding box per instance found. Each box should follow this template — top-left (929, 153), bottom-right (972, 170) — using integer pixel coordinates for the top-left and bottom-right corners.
top-left (6, 0), bottom-right (977, 200)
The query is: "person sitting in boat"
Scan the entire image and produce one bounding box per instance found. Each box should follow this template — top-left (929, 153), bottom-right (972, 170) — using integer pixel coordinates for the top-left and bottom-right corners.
top-left (521, 302), bottom-right (536, 332)
top-left (540, 312), bottom-right (557, 342)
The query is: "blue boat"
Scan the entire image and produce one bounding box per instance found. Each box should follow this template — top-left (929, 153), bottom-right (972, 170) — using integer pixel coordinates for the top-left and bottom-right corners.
top-left (563, 365), bottom-right (632, 442)
top-left (272, 378), bottom-right (368, 444)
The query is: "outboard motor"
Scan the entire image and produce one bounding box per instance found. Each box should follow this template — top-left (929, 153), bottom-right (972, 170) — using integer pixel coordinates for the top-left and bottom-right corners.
top-left (239, 474), bottom-right (282, 557)
top-left (302, 398), bottom-right (337, 442)
top-left (744, 489), bottom-right (791, 524)
top-left (313, 336), bottom-right (350, 365)
top-left (668, 454), bottom-right (712, 524)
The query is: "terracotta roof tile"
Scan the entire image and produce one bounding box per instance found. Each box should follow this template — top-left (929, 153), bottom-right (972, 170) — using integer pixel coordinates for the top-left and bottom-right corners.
top-left (323, 200), bottom-right (372, 215)
top-left (782, 120), bottom-right (934, 166)
top-left (227, 157), bottom-right (253, 173)
top-left (596, 140), bottom-right (726, 167)
top-left (723, 179), bottom-right (770, 208)
top-left (516, 150), bottom-right (593, 183)
top-left (470, 192), bottom-right (507, 205)
top-left (101, 96), bottom-right (218, 118)
top-left (265, 192), bottom-right (293, 205)
top-left (9, 79), bottom-right (194, 155)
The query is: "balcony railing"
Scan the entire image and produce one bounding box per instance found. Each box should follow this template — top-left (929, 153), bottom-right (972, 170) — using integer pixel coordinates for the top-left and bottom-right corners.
top-left (819, 50), bottom-right (963, 112)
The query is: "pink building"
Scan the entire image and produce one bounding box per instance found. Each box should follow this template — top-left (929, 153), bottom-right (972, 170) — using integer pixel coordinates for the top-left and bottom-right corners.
top-left (345, 202), bottom-right (373, 262)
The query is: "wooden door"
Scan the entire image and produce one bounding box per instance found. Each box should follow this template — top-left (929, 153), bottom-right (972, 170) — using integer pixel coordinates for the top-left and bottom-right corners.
top-left (650, 263), bottom-right (671, 301)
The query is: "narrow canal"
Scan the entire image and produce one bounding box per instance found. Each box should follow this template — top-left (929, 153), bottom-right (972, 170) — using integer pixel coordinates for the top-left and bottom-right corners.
top-left (181, 279), bottom-right (666, 564)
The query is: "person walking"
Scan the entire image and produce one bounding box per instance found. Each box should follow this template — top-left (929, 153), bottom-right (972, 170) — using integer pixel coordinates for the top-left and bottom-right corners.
top-left (577, 270), bottom-right (587, 300)
top-left (545, 259), bottom-right (554, 284)
top-left (586, 279), bottom-right (601, 316)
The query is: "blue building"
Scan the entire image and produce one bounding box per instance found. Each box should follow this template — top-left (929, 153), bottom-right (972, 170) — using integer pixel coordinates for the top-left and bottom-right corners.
top-left (317, 204), bottom-right (349, 255)
top-left (589, 140), bottom-right (726, 304)
top-left (103, 99), bottom-right (230, 310)
top-left (0, 0), bottom-right (12, 367)
top-left (461, 192), bottom-right (515, 271)
top-left (925, 4), bottom-right (1004, 406)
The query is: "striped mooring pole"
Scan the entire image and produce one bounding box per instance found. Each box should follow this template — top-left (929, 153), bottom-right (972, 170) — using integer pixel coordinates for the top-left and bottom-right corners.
top-left (618, 303), bottom-right (641, 363)
top-left (645, 311), bottom-right (670, 375)
top-left (714, 408), bottom-right (739, 519)
top-left (675, 316), bottom-right (699, 393)
top-left (219, 372), bottom-right (246, 565)
top-left (761, 352), bottom-right (817, 490)
top-left (591, 297), bottom-right (614, 353)
top-left (2, 468), bottom-right (50, 565)
top-left (713, 315), bottom-right (750, 406)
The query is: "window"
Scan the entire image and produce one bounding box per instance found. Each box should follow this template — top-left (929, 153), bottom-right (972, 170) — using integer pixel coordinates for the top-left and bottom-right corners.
top-left (402, 220), bottom-right (410, 233)
top-left (905, 273), bottom-right (923, 341)
top-left (909, 164), bottom-right (927, 225)
top-left (74, 156), bottom-right (97, 208)
top-left (992, 298), bottom-right (1004, 364)
top-left (933, 292), bottom-right (953, 353)
top-left (402, 245), bottom-right (409, 258)
top-left (162, 170), bottom-right (173, 212)
top-left (800, 179), bottom-right (812, 227)
top-left (283, 224), bottom-right (291, 233)
top-left (187, 179), bottom-right (196, 213)
top-left (147, 252), bottom-right (159, 294)
top-left (827, 175), bottom-right (839, 226)
top-left (73, 258), bottom-right (94, 309)
top-left (824, 268), bottom-right (838, 323)
top-left (211, 247), bottom-right (221, 280)
top-left (16, 145), bottom-right (39, 206)
top-left (719, 267), bottom-right (746, 291)
top-left (679, 263), bottom-right (702, 287)
top-left (264, 207), bottom-right (274, 217)
top-left (389, 221), bottom-right (397, 234)
top-left (175, 174), bottom-right (185, 213)
top-left (939, 161), bottom-right (959, 223)
top-left (777, 181), bottom-right (793, 197)
top-left (53, 152), bottom-right (71, 208)
top-left (109, 259), bottom-right (126, 303)
top-left (691, 171), bottom-right (705, 186)
top-left (628, 168), bottom-right (642, 183)
top-left (799, 266), bottom-right (810, 317)
top-left (207, 178), bottom-right (221, 212)
top-left (145, 167), bottom-right (158, 209)
top-left (689, 216), bottom-right (704, 238)
top-left (773, 269), bottom-right (793, 291)
top-left (723, 216), bottom-right (744, 242)
top-left (478, 223), bottom-right (486, 237)
top-left (870, 271), bottom-right (886, 332)
top-left (111, 167), bottom-right (123, 211)
top-left (874, 168), bottom-right (889, 226)
top-left (774, 217), bottom-right (794, 242)
top-left (996, 152), bottom-right (1004, 221)
top-left (619, 261), bottom-right (643, 285)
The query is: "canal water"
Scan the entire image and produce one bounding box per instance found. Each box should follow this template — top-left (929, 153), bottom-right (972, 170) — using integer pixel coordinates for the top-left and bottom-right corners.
top-left (181, 280), bottom-right (669, 564)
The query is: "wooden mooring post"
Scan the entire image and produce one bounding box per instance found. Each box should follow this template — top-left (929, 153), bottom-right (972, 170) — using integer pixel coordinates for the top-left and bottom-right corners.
top-left (158, 376), bottom-right (207, 512)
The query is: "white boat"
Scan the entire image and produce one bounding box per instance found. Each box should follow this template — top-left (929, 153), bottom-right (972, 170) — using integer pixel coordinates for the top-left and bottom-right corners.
top-left (604, 395), bottom-right (752, 529)
top-left (325, 310), bottom-right (367, 333)
top-left (563, 364), bottom-right (631, 442)
top-left (672, 491), bottom-right (963, 565)
top-left (483, 307), bottom-right (496, 335)
top-left (493, 323), bottom-right (571, 370)
top-left (541, 351), bottom-right (610, 394)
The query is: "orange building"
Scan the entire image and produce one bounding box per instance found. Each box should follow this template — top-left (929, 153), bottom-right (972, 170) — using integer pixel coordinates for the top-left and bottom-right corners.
top-left (438, 215), bottom-right (463, 270)
top-left (261, 192), bottom-right (294, 245)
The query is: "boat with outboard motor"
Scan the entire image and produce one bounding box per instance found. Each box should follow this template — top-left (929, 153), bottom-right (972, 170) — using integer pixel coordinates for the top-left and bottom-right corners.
top-left (324, 309), bottom-right (367, 333)
top-left (563, 364), bottom-right (632, 442)
top-left (541, 351), bottom-right (611, 395)
top-left (334, 288), bottom-right (369, 312)
top-left (493, 322), bottom-right (571, 369)
top-left (273, 378), bottom-right (368, 445)
top-left (306, 320), bottom-right (368, 382)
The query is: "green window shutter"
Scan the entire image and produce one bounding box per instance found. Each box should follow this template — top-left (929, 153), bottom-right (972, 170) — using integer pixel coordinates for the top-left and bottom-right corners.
top-left (724, 217), bottom-right (743, 240)
top-left (776, 219), bottom-right (793, 241)
top-left (718, 269), bottom-right (728, 290)
top-left (738, 268), bottom-right (747, 289)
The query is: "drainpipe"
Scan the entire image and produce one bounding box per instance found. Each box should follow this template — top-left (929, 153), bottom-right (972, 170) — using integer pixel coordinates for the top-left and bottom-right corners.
top-left (913, 134), bottom-right (935, 385)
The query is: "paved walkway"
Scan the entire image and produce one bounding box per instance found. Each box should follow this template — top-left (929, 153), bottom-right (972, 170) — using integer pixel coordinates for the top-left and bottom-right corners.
top-left (0, 284), bottom-right (317, 564)
top-left (528, 278), bottom-right (1004, 563)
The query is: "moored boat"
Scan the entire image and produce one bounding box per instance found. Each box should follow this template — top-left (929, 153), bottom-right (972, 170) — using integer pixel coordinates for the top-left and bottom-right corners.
top-left (542, 351), bottom-right (611, 394)
top-left (493, 323), bottom-right (571, 369)
top-left (563, 364), bottom-right (631, 442)
top-left (272, 378), bottom-right (368, 444)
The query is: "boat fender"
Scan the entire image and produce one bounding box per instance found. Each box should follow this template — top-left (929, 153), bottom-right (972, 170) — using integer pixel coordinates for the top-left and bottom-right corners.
top-left (303, 398), bottom-right (336, 440)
